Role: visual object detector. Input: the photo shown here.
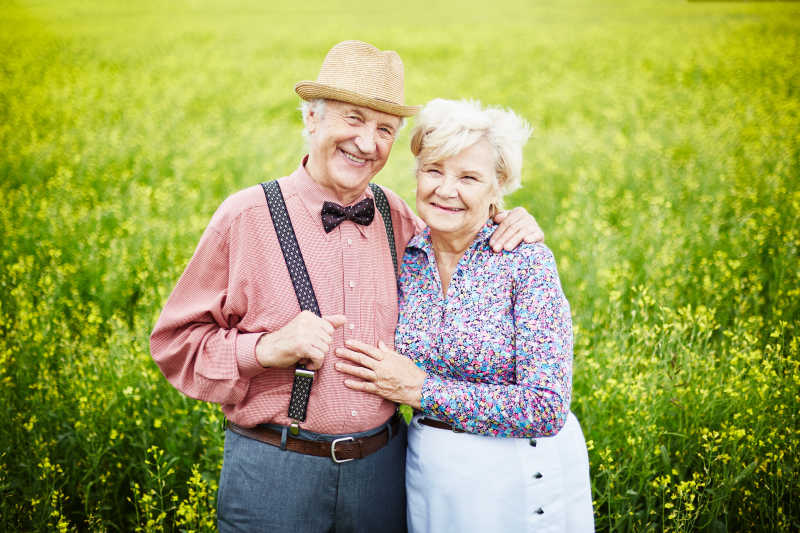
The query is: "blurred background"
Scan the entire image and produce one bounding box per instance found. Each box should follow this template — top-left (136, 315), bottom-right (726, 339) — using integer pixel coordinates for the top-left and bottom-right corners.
top-left (1, 1), bottom-right (798, 530)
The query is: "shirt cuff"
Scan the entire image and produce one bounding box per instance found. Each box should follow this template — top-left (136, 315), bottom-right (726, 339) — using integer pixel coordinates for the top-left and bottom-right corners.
top-left (236, 332), bottom-right (266, 379)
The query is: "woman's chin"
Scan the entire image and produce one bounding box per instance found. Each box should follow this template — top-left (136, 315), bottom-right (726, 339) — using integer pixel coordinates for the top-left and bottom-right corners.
top-left (425, 218), bottom-right (462, 235)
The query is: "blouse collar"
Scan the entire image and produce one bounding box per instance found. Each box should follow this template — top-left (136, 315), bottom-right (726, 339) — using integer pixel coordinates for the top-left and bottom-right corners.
top-left (407, 219), bottom-right (497, 259)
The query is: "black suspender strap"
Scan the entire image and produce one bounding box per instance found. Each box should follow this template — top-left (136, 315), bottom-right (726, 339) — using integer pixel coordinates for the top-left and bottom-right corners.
top-left (261, 180), bottom-right (399, 428)
top-left (262, 181), bottom-right (322, 316)
top-left (262, 181), bottom-right (319, 426)
top-left (369, 182), bottom-right (398, 277)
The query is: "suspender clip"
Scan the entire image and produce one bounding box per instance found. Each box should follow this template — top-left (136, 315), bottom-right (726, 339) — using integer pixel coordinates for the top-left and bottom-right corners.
top-left (294, 368), bottom-right (315, 379)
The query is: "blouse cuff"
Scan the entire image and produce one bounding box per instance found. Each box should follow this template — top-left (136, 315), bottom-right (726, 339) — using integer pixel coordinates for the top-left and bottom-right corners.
top-left (236, 332), bottom-right (266, 379)
top-left (419, 374), bottom-right (446, 416)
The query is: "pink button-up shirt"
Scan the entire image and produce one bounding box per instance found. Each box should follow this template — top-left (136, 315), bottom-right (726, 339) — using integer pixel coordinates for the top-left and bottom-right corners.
top-left (150, 159), bottom-right (423, 434)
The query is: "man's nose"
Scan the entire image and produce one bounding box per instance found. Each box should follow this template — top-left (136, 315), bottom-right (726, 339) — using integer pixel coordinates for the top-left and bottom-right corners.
top-left (354, 128), bottom-right (377, 155)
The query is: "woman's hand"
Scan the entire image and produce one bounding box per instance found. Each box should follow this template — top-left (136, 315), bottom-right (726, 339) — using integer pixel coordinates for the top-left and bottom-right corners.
top-left (334, 340), bottom-right (426, 409)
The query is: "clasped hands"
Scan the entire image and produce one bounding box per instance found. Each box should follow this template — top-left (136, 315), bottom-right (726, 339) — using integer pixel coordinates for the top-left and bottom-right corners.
top-left (255, 314), bottom-right (425, 409)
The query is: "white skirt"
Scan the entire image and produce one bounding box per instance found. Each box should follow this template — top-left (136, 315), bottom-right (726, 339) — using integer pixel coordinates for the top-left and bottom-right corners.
top-left (406, 411), bottom-right (594, 533)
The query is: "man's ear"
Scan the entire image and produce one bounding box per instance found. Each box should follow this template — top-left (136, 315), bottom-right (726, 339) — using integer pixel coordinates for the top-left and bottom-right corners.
top-left (306, 107), bottom-right (320, 135)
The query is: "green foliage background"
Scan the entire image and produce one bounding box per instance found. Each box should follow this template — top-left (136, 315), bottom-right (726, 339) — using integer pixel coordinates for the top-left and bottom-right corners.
top-left (1, 0), bottom-right (798, 531)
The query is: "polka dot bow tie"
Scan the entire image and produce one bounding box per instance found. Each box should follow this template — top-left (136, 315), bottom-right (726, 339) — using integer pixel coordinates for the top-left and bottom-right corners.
top-left (321, 198), bottom-right (375, 233)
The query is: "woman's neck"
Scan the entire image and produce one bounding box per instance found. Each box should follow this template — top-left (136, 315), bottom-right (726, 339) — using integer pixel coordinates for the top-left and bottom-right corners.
top-left (429, 222), bottom-right (484, 295)
top-left (431, 229), bottom-right (468, 252)
top-left (429, 217), bottom-right (486, 258)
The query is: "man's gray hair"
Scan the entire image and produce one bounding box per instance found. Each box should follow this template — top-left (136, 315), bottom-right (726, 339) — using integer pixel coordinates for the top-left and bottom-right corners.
top-left (300, 99), bottom-right (327, 140)
top-left (409, 99), bottom-right (532, 211)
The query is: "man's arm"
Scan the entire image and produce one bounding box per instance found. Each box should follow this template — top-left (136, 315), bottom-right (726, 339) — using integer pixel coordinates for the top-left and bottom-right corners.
top-left (490, 207), bottom-right (545, 251)
top-left (150, 224), bottom-right (263, 405)
top-left (151, 203), bottom-right (347, 406)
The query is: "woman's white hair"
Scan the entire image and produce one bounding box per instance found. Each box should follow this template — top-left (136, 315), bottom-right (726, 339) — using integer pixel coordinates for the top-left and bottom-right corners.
top-left (410, 99), bottom-right (532, 210)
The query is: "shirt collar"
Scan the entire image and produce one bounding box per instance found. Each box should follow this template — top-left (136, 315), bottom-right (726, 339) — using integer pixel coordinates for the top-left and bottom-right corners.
top-left (290, 155), bottom-right (375, 237)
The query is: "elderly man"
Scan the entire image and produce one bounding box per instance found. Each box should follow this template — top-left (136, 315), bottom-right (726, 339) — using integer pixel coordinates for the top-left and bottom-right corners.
top-left (151, 40), bottom-right (543, 532)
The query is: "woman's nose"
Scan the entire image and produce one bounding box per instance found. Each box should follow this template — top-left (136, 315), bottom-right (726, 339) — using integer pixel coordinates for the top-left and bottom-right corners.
top-left (435, 176), bottom-right (458, 197)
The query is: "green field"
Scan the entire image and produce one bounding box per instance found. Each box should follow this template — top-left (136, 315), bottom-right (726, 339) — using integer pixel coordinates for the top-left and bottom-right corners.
top-left (1, 0), bottom-right (798, 530)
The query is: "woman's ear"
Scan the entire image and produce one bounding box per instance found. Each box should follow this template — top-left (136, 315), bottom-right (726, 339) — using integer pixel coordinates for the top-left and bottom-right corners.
top-left (489, 177), bottom-right (502, 217)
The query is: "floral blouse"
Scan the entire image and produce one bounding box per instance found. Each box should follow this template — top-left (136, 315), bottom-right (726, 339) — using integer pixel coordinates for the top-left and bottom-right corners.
top-left (395, 221), bottom-right (573, 438)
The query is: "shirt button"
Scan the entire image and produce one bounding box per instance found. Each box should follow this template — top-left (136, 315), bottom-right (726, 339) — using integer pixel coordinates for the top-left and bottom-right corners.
top-left (351, 410), bottom-right (357, 417)
top-left (349, 280), bottom-right (356, 288)
top-left (347, 238), bottom-right (353, 246)
top-left (348, 323), bottom-right (355, 330)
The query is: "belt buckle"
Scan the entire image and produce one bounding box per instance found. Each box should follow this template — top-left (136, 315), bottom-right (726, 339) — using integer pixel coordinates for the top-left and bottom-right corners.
top-left (331, 437), bottom-right (354, 464)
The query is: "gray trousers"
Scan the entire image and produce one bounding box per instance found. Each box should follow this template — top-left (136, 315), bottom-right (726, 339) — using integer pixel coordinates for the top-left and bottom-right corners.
top-left (217, 422), bottom-right (407, 533)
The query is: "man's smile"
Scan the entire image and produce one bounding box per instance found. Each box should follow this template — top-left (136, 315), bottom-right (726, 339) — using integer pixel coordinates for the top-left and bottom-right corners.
top-left (339, 148), bottom-right (367, 165)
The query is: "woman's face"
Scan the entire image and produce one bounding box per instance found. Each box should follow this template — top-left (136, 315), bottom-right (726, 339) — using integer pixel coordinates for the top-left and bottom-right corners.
top-left (415, 138), bottom-right (498, 243)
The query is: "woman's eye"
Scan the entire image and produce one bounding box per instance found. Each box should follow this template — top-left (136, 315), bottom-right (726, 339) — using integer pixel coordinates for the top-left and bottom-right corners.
top-left (462, 175), bottom-right (477, 182)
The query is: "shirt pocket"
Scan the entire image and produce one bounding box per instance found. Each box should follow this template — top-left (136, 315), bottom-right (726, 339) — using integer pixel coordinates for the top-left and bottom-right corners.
top-left (373, 300), bottom-right (399, 349)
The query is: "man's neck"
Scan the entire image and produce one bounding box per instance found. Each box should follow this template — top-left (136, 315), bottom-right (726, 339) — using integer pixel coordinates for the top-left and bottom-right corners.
top-left (304, 158), bottom-right (365, 206)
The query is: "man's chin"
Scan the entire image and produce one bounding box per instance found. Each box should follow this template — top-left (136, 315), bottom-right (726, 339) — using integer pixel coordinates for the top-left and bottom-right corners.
top-left (329, 171), bottom-right (375, 195)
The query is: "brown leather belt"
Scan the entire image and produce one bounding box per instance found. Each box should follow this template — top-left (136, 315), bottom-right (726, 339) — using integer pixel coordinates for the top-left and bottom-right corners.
top-left (418, 417), bottom-right (465, 433)
top-left (227, 416), bottom-right (401, 463)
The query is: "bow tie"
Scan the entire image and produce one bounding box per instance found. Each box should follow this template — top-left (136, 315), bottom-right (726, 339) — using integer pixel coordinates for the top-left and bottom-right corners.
top-left (321, 198), bottom-right (375, 233)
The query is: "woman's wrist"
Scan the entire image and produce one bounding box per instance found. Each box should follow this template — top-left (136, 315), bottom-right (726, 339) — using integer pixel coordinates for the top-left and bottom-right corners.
top-left (403, 368), bottom-right (427, 410)
top-left (404, 387), bottom-right (423, 410)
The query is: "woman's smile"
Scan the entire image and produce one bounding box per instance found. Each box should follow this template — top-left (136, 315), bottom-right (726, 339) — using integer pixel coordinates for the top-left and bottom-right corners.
top-left (430, 202), bottom-right (464, 213)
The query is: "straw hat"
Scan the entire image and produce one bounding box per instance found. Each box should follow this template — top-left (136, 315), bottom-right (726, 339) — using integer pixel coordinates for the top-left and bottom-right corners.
top-left (295, 40), bottom-right (420, 117)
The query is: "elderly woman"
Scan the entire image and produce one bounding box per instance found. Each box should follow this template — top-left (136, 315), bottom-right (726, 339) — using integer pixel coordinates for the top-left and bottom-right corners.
top-left (335, 99), bottom-right (593, 532)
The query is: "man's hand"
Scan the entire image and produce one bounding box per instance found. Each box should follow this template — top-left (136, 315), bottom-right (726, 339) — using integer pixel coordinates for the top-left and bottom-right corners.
top-left (490, 207), bottom-right (544, 252)
top-left (256, 311), bottom-right (347, 370)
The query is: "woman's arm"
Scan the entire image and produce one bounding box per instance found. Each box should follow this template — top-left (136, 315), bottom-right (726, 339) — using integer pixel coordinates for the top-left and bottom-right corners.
top-left (421, 245), bottom-right (573, 437)
top-left (336, 245), bottom-right (572, 438)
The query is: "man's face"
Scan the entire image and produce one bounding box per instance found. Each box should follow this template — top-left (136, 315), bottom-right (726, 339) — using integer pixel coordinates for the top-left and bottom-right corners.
top-left (306, 100), bottom-right (402, 203)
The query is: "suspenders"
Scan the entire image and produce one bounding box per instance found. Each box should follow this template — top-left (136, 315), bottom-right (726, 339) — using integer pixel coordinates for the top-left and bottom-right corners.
top-left (261, 180), bottom-right (398, 431)
top-left (369, 182), bottom-right (399, 278)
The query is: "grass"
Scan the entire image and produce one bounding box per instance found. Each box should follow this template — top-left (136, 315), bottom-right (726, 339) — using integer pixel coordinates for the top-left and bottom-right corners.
top-left (1, 0), bottom-right (798, 530)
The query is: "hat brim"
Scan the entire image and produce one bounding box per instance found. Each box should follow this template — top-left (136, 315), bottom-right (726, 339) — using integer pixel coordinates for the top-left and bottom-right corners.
top-left (295, 81), bottom-right (420, 117)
